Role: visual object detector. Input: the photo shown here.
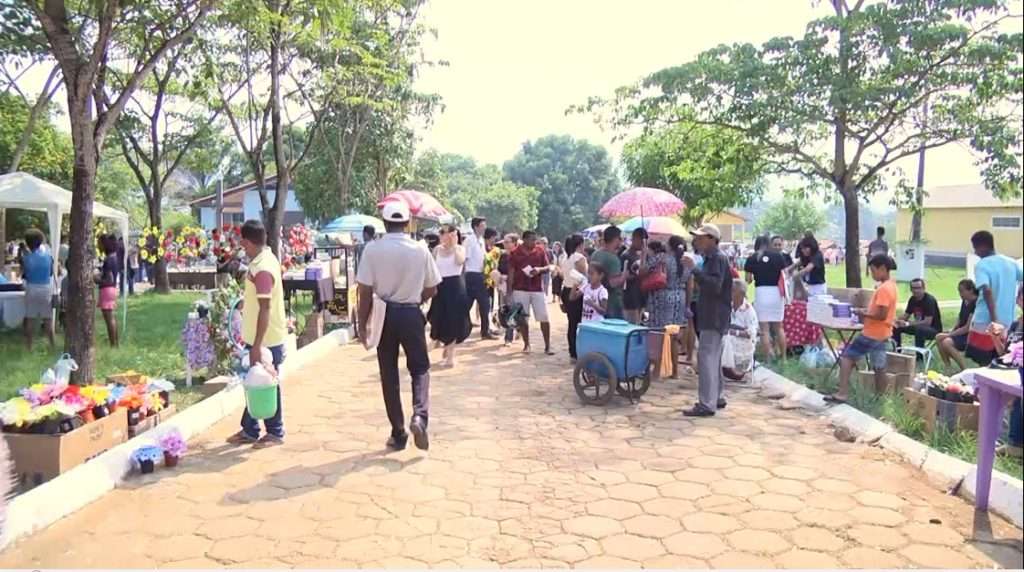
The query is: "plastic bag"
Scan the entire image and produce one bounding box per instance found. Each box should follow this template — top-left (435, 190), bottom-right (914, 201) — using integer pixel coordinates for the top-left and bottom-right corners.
top-left (800, 347), bottom-right (821, 369)
top-left (816, 348), bottom-right (837, 368)
top-left (53, 353), bottom-right (78, 385)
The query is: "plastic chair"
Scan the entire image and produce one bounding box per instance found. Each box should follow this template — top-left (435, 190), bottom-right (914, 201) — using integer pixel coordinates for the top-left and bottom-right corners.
top-left (899, 341), bottom-right (935, 373)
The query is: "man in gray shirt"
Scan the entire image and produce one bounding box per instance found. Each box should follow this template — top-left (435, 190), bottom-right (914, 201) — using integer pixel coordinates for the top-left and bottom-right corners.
top-left (357, 201), bottom-right (441, 451)
top-left (681, 223), bottom-right (733, 417)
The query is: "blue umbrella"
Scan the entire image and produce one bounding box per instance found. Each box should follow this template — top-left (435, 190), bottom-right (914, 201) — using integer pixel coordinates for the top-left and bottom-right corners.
top-left (322, 214), bottom-right (384, 234)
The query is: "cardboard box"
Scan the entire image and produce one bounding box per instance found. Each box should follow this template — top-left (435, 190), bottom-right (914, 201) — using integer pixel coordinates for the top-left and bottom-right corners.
top-left (827, 287), bottom-right (875, 308)
top-left (902, 388), bottom-right (979, 434)
top-left (885, 352), bottom-right (917, 377)
top-left (858, 370), bottom-right (912, 394)
top-left (127, 404), bottom-right (177, 438)
top-left (4, 408), bottom-right (128, 492)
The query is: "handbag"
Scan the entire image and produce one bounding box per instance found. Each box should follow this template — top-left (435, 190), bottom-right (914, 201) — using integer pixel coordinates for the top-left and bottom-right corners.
top-left (640, 264), bottom-right (667, 294)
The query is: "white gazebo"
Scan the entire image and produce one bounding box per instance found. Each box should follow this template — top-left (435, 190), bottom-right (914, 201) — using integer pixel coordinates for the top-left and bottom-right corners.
top-left (0, 172), bottom-right (131, 326)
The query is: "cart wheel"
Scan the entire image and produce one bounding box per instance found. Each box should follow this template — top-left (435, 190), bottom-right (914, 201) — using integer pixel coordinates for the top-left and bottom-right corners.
top-left (616, 362), bottom-right (652, 399)
top-left (574, 353), bottom-right (616, 406)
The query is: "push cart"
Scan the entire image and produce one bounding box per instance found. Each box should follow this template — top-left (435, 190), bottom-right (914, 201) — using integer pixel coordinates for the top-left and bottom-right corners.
top-left (573, 319), bottom-right (657, 405)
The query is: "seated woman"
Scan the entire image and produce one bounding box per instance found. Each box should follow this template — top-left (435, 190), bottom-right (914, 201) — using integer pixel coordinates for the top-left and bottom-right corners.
top-left (935, 279), bottom-right (978, 372)
top-left (722, 279), bottom-right (759, 381)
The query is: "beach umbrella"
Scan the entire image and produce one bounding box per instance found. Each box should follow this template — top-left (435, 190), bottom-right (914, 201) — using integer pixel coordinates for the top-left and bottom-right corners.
top-left (619, 216), bottom-right (687, 237)
top-left (322, 213), bottom-right (384, 234)
top-left (599, 187), bottom-right (685, 219)
top-left (378, 189), bottom-right (451, 221)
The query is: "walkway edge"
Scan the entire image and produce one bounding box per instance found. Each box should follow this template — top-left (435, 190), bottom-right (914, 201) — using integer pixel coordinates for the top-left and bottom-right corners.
top-left (0, 328), bottom-right (353, 551)
top-left (753, 368), bottom-right (1024, 528)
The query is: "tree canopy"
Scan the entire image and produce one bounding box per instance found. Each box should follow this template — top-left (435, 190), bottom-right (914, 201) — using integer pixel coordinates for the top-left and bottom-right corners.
top-left (581, 0), bottom-right (1023, 286)
top-left (621, 123), bottom-right (765, 225)
top-left (503, 135), bottom-right (619, 241)
top-left (755, 195), bottom-right (827, 241)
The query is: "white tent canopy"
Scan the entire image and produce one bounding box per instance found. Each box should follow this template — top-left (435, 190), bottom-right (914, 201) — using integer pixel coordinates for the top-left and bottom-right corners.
top-left (0, 172), bottom-right (131, 324)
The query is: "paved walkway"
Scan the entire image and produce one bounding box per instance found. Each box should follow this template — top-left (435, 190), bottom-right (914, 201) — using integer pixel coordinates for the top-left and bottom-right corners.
top-left (3, 310), bottom-right (1023, 569)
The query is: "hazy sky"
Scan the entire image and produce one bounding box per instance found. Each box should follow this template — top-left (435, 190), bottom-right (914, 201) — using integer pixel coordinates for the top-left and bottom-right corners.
top-left (412, 0), bottom-right (998, 203)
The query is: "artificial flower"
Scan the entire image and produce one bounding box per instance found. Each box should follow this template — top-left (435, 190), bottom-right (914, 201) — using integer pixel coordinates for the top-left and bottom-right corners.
top-left (80, 385), bottom-right (110, 404)
top-left (159, 429), bottom-right (188, 457)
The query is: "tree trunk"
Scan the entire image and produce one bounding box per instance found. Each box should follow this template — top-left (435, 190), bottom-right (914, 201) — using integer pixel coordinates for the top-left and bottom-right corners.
top-left (267, 17), bottom-right (287, 258)
top-left (147, 182), bottom-right (171, 293)
top-left (65, 118), bottom-right (99, 384)
top-left (841, 186), bottom-right (862, 288)
top-left (910, 147), bottom-right (925, 243)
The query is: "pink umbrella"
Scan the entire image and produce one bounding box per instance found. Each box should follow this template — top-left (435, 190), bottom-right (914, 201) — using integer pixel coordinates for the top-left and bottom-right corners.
top-left (599, 187), bottom-right (685, 219)
top-left (378, 189), bottom-right (451, 221)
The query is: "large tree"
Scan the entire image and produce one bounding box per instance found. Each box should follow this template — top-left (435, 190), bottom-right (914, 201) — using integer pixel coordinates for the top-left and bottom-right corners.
top-left (6, 0), bottom-right (211, 381)
top-left (503, 135), bottom-right (619, 241)
top-left (621, 123), bottom-right (766, 225)
top-left (755, 195), bottom-right (827, 240)
top-left (583, 0), bottom-right (1022, 287)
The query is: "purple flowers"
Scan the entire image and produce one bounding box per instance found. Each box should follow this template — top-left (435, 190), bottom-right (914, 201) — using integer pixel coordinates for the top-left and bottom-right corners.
top-left (158, 429), bottom-right (187, 457)
top-left (181, 317), bottom-right (215, 371)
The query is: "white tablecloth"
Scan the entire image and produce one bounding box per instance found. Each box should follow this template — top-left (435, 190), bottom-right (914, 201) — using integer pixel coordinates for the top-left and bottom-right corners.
top-left (0, 290), bottom-right (26, 329)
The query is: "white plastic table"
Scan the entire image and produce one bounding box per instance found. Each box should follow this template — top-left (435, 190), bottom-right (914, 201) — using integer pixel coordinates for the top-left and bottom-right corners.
top-left (974, 367), bottom-right (1023, 511)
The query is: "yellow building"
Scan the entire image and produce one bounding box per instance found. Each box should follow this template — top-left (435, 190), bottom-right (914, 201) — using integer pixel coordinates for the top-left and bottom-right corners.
top-left (896, 184), bottom-right (1023, 261)
top-left (706, 210), bottom-right (747, 242)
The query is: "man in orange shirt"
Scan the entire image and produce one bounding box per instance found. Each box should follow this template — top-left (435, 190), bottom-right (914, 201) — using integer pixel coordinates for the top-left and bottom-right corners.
top-left (827, 255), bottom-right (898, 404)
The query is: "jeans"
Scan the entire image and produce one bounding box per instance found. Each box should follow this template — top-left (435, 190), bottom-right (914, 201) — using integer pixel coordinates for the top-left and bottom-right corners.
top-left (377, 304), bottom-right (431, 437)
top-left (697, 330), bottom-right (725, 411)
top-left (560, 287), bottom-right (583, 359)
top-left (1010, 394), bottom-right (1022, 447)
top-left (241, 344), bottom-right (285, 438)
top-left (465, 272), bottom-right (490, 336)
top-left (892, 324), bottom-right (939, 349)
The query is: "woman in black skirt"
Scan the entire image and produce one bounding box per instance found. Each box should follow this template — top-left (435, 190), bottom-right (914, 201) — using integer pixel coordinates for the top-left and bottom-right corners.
top-left (558, 234), bottom-right (588, 361)
top-left (428, 225), bottom-right (471, 367)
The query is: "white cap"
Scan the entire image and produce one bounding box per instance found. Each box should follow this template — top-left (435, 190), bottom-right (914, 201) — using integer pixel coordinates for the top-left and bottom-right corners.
top-left (691, 223), bottom-right (722, 240)
top-left (380, 201), bottom-right (411, 223)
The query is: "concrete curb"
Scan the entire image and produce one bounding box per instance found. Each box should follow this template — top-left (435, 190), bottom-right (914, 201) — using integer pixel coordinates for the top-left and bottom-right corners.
top-left (1, 328), bottom-right (352, 551)
top-left (752, 368), bottom-right (1023, 529)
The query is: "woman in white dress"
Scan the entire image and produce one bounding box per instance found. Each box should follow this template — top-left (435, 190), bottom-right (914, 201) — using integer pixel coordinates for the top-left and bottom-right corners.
top-left (427, 225), bottom-right (471, 367)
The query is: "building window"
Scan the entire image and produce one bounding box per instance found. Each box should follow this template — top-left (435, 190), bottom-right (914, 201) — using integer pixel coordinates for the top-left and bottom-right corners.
top-left (992, 215), bottom-right (1022, 230)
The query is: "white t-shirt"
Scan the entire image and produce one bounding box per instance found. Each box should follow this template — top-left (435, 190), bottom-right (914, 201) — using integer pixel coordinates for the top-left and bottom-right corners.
top-left (561, 252), bottom-right (587, 289)
top-left (581, 282), bottom-right (609, 322)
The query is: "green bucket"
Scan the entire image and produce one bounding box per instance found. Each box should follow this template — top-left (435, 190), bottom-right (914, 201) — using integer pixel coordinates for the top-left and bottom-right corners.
top-left (244, 385), bottom-right (279, 420)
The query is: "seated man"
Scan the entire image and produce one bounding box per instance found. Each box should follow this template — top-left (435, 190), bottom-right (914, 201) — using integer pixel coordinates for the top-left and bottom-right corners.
top-left (892, 278), bottom-right (942, 349)
top-left (935, 279), bottom-right (978, 372)
top-left (722, 279), bottom-right (759, 381)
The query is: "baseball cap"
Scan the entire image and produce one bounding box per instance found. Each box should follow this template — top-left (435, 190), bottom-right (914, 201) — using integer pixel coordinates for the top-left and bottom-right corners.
top-left (380, 201), bottom-right (411, 223)
top-left (691, 223), bottom-right (721, 240)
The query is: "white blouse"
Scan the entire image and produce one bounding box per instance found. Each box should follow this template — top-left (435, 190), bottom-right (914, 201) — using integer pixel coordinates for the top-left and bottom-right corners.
top-left (435, 247), bottom-right (465, 278)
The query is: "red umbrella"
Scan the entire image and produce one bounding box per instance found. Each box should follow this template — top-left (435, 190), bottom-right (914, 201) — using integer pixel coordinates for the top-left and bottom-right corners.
top-left (378, 189), bottom-right (451, 221)
top-left (599, 187), bottom-right (685, 219)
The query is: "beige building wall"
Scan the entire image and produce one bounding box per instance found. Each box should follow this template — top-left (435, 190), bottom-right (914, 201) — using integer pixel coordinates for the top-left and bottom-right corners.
top-left (896, 206), bottom-right (1024, 259)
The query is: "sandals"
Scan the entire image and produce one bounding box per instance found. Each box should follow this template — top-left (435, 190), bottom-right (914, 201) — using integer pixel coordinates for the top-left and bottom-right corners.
top-left (823, 395), bottom-right (848, 405)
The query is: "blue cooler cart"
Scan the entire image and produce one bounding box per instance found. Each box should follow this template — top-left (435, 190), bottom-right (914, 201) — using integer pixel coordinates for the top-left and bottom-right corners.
top-left (573, 319), bottom-right (654, 405)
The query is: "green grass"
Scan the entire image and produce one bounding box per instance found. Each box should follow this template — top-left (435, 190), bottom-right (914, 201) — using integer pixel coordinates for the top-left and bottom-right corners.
top-left (1, 291), bottom-right (207, 405)
top-left (765, 358), bottom-right (1023, 479)
top-left (823, 263), bottom-right (967, 302)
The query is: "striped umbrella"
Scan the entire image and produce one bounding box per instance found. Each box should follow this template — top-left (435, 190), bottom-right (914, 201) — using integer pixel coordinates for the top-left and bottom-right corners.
top-left (619, 216), bottom-right (687, 237)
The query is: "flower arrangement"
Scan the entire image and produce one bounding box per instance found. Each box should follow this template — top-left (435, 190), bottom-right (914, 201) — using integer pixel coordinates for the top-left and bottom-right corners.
top-left (138, 226), bottom-right (169, 265)
top-left (159, 429), bottom-right (187, 457)
top-left (1004, 341), bottom-right (1023, 368)
top-left (173, 225), bottom-right (208, 266)
top-left (181, 316), bottom-right (215, 371)
top-left (209, 281), bottom-right (244, 373)
top-left (288, 224), bottom-right (314, 258)
top-left (210, 224), bottom-right (243, 266)
top-left (94, 220), bottom-right (111, 257)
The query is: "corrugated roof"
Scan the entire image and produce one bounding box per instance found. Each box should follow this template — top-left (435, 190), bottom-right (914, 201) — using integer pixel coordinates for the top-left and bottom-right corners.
top-left (922, 184), bottom-right (1023, 209)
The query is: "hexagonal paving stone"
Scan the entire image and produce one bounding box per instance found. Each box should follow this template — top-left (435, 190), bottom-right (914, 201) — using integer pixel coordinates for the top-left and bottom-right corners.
top-left (840, 547), bottom-right (907, 568)
top-left (663, 532), bottom-right (729, 559)
top-left (196, 517), bottom-right (260, 540)
top-left (641, 554), bottom-right (708, 569)
top-left (709, 479), bottom-right (762, 497)
top-left (848, 524), bottom-right (909, 549)
top-left (622, 514), bottom-right (682, 539)
top-left (761, 478), bottom-right (810, 496)
top-left (208, 537), bottom-right (276, 563)
top-left (687, 456), bottom-right (735, 470)
top-left (601, 533), bottom-right (667, 560)
top-left (789, 526), bottom-right (844, 551)
top-left (607, 483), bottom-right (660, 503)
top-left (770, 465), bottom-right (819, 480)
top-left (795, 508), bottom-right (854, 528)
top-left (849, 506), bottom-right (907, 527)
top-left (659, 481), bottom-right (711, 501)
top-left (774, 549), bottom-right (841, 568)
top-left (810, 477), bottom-right (858, 494)
top-left (335, 534), bottom-right (404, 563)
top-left (147, 535), bottom-right (214, 563)
top-left (710, 551), bottom-right (777, 569)
top-left (402, 535), bottom-right (469, 563)
top-left (673, 468), bottom-right (722, 484)
top-left (469, 534), bottom-right (535, 564)
top-left (576, 555), bottom-right (642, 569)
top-left (723, 466), bottom-right (773, 481)
top-left (439, 516), bottom-right (501, 540)
top-left (726, 530), bottom-right (791, 555)
top-left (681, 513), bottom-right (742, 534)
top-left (587, 499), bottom-right (644, 520)
top-left (898, 523), bottom-right (964, 546)
top-left (900, 544), bottom-right (979, 568)
top-left (641, 498), bottom-right (697, 519)
top-left (854, 490), bottom-right (908, 509)
top-left (740, 510), bottom-right (800, 531)
top-left (627, 469), bottom-right (676, 486)
top-left (564, 515), bottom-right (625, 539)
top-left (749, 493), bottom-right (805, 513)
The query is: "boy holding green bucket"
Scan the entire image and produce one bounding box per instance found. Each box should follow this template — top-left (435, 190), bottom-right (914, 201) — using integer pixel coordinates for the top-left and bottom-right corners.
top-left (227, 220), bottom-right (288, 449)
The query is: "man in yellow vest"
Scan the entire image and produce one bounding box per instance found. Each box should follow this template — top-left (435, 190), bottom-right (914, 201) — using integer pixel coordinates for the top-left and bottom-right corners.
top-left (227, 220), bottom-right (288, 448)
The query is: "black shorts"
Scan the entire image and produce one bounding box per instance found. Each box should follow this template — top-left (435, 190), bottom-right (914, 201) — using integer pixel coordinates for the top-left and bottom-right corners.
top-left (951, 334), bottom-right (968, 352)
top-left (965, 343), bottom-right (997, 365)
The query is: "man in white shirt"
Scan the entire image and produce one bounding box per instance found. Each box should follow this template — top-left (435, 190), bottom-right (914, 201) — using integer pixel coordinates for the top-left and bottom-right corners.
top-left (464, 217), bottom-right (497, 340)
top-left (356, 202), bottom-right (442, 452)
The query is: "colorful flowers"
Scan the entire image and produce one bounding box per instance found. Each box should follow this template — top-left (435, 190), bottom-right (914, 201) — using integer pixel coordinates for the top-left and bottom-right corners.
top-left (158, 429), bottom-right (188, 457)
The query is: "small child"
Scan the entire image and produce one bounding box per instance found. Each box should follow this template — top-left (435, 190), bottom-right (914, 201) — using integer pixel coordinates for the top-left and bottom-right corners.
top-left (827, 255), bottom-right (898, 404)
top-left (572, 263), bottom-right (609, 322)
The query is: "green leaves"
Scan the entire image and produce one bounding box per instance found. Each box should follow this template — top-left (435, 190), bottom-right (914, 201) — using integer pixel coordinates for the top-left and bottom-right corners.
top-left (754, 195), bottom-right (827, 241)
